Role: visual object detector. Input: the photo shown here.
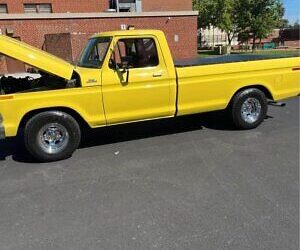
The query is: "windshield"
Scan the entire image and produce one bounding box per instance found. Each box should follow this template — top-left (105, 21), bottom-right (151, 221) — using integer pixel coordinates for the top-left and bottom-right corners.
top-left (77, 37), bottom-right (112, 68)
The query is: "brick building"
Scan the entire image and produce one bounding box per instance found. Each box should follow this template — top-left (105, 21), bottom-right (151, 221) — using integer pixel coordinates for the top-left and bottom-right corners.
top-left (0, 0), bottom-right (197, 74)
top-left (280, 28), bottom-right (300, 48)
top-left (243, 28), bottom-right (300, 49)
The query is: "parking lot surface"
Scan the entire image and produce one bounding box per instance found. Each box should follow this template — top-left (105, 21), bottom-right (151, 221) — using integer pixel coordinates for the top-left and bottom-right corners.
top-left (0, 98), bottom-right (299, 250)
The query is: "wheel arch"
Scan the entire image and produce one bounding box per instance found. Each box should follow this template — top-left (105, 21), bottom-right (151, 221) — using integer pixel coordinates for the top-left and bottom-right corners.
top-left (227, 84), bottom-right (274, 109)
top-left (18, 107), bottom-right (90, 135)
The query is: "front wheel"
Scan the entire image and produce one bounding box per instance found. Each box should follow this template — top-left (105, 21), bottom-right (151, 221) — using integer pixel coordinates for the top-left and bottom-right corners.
top-left (230, 88), bottom-right (268, 130)
top-left (24, 111), bottom-right (81, 162)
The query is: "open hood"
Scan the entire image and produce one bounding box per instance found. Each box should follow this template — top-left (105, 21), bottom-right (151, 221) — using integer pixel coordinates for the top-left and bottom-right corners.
top-left (0, 35), bottom-right (74, 80)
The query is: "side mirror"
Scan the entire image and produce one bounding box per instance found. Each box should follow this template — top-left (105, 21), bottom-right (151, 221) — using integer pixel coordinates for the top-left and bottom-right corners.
top-left (120, 56), bottom-right (134, 71)
top-left (109, 58), bottom-right (118, 70)
top-left (109, 56), bottom-right (133, 72)
top-left (118, 56), bottom-right (133, 84)
top-left (109, 54), bottom-right (133, 84)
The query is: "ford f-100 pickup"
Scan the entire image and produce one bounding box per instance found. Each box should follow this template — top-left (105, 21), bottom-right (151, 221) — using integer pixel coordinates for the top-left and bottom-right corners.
top-left (0, 29), bottom-right (299, 162)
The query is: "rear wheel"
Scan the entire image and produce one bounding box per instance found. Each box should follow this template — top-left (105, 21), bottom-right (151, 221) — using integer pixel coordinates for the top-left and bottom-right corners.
top-left (24, 111), bottom-right (81, 162)
top-left (230, 88), bottom-right (268, 129)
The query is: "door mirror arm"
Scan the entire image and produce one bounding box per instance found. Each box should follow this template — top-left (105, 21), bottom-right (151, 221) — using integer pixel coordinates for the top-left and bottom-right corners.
top-left (111, 60), bottom-right (130, 84)
top-left (119, 65), bottom-right (129, 83)
top-left (125, 67), bottom-right (129, 83)
top-left (109, 49), bottom-right (132, 83)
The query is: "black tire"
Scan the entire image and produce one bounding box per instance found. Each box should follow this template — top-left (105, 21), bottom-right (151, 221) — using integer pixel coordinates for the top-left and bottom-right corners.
top-left (24, 111), bottom-right (81, 162)
top-left (230, 88), bottom-right (268, 130)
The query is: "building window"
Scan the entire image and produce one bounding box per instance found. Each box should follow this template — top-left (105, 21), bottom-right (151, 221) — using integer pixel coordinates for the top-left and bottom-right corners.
top-left (109, 0), bottom-right (142, 12)
top-left (0, 4), bottom-right (8, 14)
top-left (24, 3), bottom-right (52, 13)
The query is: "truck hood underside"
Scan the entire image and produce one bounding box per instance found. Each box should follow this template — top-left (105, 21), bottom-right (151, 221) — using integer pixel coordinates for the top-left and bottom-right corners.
top-left (0, 35), bottom-right (74, 80)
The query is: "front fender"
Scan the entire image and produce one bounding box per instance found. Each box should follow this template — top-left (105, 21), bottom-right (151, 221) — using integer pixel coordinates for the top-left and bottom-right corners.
top-left (0, 87), bottom-right (106, 137)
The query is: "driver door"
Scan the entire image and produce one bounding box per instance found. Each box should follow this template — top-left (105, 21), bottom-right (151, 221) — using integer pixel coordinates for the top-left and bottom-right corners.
top-left (101, 36), bottom-right (173, 125)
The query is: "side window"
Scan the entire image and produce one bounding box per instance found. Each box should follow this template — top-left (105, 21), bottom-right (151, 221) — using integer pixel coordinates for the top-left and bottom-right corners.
top-left (88, 42), bottom-right (110, 66)
top-left (78, 37), bottom-right (111, 68)
top-left (110, 38), bottom-right (159, 69)
top-left (112, 40), bottom-right (127, 66)
top-left (136, 38), bottom-right (159, 67)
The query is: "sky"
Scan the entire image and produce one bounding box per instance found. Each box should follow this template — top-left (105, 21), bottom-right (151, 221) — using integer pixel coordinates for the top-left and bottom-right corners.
top-left (283, 0), bottom-right (300, 23)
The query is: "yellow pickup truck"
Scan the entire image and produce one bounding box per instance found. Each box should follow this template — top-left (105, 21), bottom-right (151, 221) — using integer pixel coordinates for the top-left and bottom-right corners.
top-left (0, 29), bottom-right (299, 162)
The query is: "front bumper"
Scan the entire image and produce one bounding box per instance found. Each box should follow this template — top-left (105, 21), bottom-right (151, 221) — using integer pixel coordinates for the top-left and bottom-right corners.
top-left (0, 114), bottom-right (5, 140)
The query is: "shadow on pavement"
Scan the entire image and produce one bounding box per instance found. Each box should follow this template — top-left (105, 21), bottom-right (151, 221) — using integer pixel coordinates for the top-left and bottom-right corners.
top-left (80, 111), bottom-right (235, 149)
top-left (0, 111), bottom-right (235, 163)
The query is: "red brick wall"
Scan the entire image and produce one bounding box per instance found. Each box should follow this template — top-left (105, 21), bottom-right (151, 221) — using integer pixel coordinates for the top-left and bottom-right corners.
top-left (0, 16), bottom-right (197, 72)
top-left (0, 56), bottom-right (7, 74)
top-left (284, 40), bottom-right (300, 48)
top-left (0, 0), bottom-right (108, 13)
top-left (44, 33), bottom-right (73, 61)
top-left (142, 0), bottom-right (192, 11)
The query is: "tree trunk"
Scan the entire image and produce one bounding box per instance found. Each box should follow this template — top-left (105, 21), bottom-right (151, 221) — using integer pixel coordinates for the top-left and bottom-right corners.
top-left (252, 35), bottom-right (256, 52)
top-left (225, 33), bottom-right (232, 55)
top-left (225, 43), bottom-right (232, 54)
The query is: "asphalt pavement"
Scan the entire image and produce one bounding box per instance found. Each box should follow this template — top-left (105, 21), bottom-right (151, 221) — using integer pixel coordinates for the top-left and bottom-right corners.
top-left (0, 98), bottom-right (299, 250)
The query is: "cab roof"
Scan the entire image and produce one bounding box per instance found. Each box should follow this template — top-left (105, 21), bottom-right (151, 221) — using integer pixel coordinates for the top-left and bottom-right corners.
top-left (91, 29), bottom-right (165, 39)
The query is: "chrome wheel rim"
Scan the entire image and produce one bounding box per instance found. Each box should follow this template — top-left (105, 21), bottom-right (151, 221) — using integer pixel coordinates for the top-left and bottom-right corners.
top-left (38, 123), bottom-right (69, 154)
top-left (241, 98), bottom-right (262, 124)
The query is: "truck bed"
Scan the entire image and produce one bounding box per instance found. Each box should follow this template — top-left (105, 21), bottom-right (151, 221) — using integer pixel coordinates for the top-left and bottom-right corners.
top-left (175, 53), bottom-right (300, 67)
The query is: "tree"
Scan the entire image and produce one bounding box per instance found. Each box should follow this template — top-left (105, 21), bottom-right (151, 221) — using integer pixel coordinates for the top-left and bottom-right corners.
top-left (216, 0), bottom-right (241, 50)
top-left (279, 19), bottom-right (289, 29)
top-left (291, 21), bottom-right (300, 29)
top-left (193, 0), bottom-right (241, 53)
top-left (193, 0), bottom-right (285, 51)
top-left (193, 0), bottom-right (219, 28)
top-left (236, 0), bottom-right (285, 50)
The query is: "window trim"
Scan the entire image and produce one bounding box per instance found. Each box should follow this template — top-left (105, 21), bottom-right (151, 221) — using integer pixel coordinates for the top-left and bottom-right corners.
top-left (110, 37), bottom-right (160, 69)
top-left (24, 3), bottom-right (52, 14)
top-left (77, 37), bottom-right (113, 69)
top-left (0, 4), bottom-right (8, 14)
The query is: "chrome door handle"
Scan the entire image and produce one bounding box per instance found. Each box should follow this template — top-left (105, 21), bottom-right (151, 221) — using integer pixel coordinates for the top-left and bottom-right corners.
top-left (153, 72), bottom-right (162, 77)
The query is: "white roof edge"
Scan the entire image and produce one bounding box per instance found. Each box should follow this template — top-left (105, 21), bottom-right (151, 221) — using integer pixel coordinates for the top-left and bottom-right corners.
top-left (0, 11), bottom-right (198, 20)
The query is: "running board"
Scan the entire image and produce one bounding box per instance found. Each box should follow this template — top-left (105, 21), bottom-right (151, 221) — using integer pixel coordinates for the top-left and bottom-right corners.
top-left (268, 101), bottom-right (286, 107)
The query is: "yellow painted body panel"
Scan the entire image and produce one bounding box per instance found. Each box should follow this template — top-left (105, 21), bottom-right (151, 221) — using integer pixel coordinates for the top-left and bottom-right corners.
top-left (176, 57), bottom-right (300, 116)
top-left (0, 35), bottom-right (74, 80)
top-left (0, 29), bottom-right (299, 138)
top-left (74, 67), bottom-right (103, 87)
top-left (101, 33), bottom-right (176, 124)
top-left (0, 87), bottom-right (106, 137)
